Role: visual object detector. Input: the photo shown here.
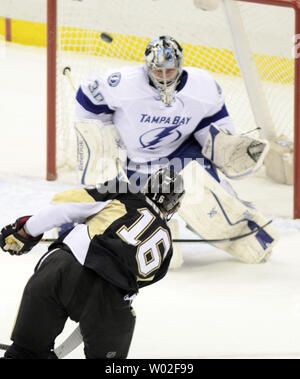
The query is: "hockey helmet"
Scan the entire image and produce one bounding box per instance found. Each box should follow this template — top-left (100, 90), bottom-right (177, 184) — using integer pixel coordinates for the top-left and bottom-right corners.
top-left (144, 36), bottom-right (183, 105)
top-left (143, 167), bottom-right (185, 216)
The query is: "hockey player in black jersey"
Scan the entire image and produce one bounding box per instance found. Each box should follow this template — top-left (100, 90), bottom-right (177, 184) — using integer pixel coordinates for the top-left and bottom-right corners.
top-left (0, 168), bottom-right (185, 359)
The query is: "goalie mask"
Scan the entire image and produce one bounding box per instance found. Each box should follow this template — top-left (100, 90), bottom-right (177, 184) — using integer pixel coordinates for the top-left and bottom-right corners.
top-left (143, 167), bottom-right (185, 218)
top-left (145, 35), bottom-right (183, 106)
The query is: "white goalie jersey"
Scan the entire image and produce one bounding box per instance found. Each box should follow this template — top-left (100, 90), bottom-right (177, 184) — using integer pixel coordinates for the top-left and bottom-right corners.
top-left (75, 65), bottom-right (235, 169)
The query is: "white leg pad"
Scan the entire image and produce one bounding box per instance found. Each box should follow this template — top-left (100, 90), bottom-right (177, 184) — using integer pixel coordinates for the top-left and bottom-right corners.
top-left (75, 120), bottom-right (126, 185)
top-left (178, 161), bottom-right (279, 263)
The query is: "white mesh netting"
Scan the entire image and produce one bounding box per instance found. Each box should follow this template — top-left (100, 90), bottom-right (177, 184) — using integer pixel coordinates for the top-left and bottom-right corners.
top-left (56, 0), bottom-right (294, 173)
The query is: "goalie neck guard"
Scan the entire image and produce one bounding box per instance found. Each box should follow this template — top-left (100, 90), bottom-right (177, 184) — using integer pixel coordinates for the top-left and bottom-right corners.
top-left (145, 35), bottom-right (183, 106)
top-left (142, 168), bottom-right (185, 217)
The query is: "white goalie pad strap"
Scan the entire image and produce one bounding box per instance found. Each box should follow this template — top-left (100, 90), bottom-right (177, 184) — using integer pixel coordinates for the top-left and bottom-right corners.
top-left (202, 124), bottom-right (270, 179)
top-left (178, 161), bottom-right (279, 264)
top-left (75, 120), bottom-right (127, 185)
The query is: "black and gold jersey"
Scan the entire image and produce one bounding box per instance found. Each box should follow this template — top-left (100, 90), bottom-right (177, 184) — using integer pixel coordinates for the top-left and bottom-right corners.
top-left (26, 180), bottom-right (173, 294)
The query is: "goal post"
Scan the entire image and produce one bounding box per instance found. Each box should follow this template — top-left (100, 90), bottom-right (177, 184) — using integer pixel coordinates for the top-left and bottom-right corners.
top-left (46, 0), bottom-right (300, 218)
top-left (47, 0), bottom-right (57, 181)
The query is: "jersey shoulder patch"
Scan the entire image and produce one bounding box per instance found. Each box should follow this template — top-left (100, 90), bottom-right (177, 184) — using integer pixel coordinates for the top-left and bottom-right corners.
top-left (107, 72), bottom-right (122, 87)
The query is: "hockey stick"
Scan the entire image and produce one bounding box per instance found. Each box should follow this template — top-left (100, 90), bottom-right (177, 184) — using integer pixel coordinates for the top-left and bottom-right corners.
top-left (0, 325), bottom-right (82, 358)
top-left (63, 66), bottom-right (76, 92)
top-left (40, 220), bottom-right (272, 244)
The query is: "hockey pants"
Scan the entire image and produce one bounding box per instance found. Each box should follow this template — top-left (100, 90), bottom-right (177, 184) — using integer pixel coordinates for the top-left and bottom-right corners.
top-left (5, 248), bottom-right (136, 359)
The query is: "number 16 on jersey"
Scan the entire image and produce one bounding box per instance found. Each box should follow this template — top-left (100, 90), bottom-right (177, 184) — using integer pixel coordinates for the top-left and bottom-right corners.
top-left (117, 208), bottom-right (171, 277)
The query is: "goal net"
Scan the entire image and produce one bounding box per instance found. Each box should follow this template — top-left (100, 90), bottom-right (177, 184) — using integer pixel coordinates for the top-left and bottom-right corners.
top-left (49, 0), bottom-right (299, 215)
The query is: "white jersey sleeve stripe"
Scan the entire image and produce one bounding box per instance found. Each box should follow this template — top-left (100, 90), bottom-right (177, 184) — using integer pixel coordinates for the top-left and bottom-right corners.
top-left (194, 104), bottom-right (229, 132)
top-left (76, 87), bottom-right (114, 115)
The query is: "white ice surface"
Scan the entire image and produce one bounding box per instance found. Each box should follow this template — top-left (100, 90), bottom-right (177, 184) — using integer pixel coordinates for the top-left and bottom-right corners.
top-left (0, 44), bottom-right (300, 359)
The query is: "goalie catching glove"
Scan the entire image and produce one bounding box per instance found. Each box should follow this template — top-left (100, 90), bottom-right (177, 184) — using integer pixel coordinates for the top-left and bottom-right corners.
top-left (202, 124), bottom-right (270, 179)
top-left (0, 216), bottom-right (43, 255)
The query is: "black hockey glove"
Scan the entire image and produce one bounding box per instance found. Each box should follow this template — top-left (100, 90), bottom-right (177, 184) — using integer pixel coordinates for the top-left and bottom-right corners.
top-left (0, 216), bottom-right (43, 256)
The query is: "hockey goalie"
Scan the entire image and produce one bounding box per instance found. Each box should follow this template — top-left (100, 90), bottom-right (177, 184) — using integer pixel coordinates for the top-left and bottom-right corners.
top-left (72, 35), bottom-right (279, 265)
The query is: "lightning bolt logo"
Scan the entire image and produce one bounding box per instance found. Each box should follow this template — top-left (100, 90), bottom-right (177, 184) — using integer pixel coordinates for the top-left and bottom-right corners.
top-left (140, 125), bottom-right (182, 150)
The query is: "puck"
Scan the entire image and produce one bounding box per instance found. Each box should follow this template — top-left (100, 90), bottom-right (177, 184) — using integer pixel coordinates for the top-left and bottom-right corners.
top-left (100, 32), bottom-right (113, 43)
